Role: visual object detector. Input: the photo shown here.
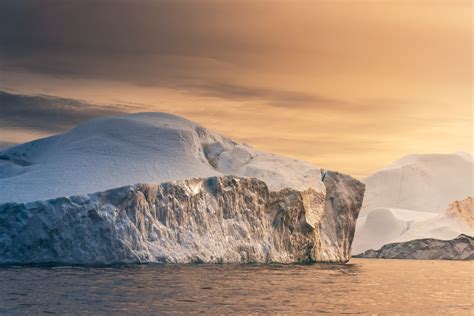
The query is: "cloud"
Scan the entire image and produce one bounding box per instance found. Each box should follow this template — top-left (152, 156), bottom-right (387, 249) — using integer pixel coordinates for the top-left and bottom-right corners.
top-left (1, 0), bottom-right (347, 111)
top-left (180, 82), bottom-right (366, 110)
top-left (1, 0), bottom-right (464, 116)
top-left (0, 90), bottom-right (126, 133)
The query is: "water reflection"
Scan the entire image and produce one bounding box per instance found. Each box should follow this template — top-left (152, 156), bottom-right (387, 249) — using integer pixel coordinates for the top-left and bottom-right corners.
top-left (0, 259), bottom-right (471, 314)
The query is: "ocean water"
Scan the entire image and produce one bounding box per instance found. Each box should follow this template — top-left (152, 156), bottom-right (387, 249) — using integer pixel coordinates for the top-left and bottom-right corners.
top-left (0, 259), bottom-right (472, 314)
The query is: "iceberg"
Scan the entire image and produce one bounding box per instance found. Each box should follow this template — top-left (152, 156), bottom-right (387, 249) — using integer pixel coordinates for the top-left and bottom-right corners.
top-left (0, 112), bottom-right (365, 264)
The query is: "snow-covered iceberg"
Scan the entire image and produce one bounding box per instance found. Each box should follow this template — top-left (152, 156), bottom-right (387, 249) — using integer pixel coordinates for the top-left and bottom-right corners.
top-left (0, 112), bottom-right (365, 264)
top-left (353, 153), bottom-right (474, 255)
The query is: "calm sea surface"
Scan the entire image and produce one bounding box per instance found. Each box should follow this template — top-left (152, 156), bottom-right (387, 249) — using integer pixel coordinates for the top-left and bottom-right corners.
top-left (0, 259), bottom-right (472, 314)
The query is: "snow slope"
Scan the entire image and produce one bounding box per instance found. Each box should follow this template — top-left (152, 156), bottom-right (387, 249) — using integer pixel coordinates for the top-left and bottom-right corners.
top-left (361, 153), bottom-right (473, 215)
top-left (0, 112), bottom-right (324, 204)
top-left (353, 153), bottom-right (474, 254)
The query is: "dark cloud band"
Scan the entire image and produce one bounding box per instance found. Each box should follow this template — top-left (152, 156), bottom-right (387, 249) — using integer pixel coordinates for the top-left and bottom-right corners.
top-left (0, 91), bottom-right (125, 133)
top-left (0, 0), bottom-right (377, 112)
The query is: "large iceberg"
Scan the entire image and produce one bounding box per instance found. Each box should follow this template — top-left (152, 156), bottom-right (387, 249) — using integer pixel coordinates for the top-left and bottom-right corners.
top-left (0, 112), bottom-right (364, 264)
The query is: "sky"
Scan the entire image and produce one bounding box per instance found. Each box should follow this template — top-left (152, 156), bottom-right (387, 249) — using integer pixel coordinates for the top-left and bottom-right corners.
top-left (0, 0), bottom-right (472, 178)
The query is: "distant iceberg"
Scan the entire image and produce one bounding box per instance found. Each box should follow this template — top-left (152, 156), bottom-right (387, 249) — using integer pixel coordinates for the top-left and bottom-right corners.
top-left (353, 153), bottom-right (474, 255)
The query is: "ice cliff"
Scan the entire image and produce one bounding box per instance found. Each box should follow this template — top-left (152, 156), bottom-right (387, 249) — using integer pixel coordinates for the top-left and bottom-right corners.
top-left (0, 174), bottom-right (364, 264)
top-left (0, 112), bottom-right (365, 264)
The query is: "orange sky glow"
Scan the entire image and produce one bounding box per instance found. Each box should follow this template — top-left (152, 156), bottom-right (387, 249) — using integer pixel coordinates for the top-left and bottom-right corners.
top-left (0, 0), bottom-right (472, 177)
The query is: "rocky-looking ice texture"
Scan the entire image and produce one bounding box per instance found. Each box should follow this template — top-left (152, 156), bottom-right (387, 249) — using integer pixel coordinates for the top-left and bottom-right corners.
top-left (0, 174), bottom-right (364, 265)
top-left (354, 234), bottom-right (474, 260)
top-left (445, 197), bottom-right (473, 229)
top-left (317, 170), bottom-right (365, 261)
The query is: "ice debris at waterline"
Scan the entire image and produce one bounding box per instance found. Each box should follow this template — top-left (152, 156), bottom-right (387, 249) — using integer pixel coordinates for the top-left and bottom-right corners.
top-left (0, 174), bottom-right (364, 265)
top-left (354, 234), bottom-right (474, 260)
top-left (0, 112), bottom-right (365, 264)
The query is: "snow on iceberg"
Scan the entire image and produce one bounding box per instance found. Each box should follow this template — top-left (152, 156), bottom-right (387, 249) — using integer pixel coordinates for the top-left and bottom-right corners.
top-left (0, 112), bottom-right (325, 204)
